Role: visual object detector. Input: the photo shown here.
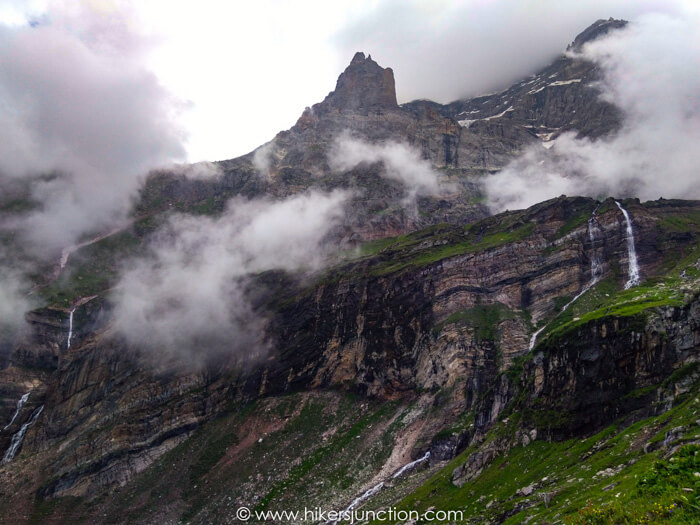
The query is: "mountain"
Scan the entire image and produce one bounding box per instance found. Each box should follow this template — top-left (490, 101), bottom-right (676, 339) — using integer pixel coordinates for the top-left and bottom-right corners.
top-left (135, 19), bottom-right (624, 245)
top-left (1, 19), bottom-right (699, 524)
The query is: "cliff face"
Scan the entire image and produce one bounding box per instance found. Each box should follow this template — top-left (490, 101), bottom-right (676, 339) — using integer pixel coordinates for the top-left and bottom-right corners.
top-left (261, 197), bottom-right (695, 402)
top-left (525, 298), bottom-right (700, 436)
top-left (2, 195), bottom-right (698, 512)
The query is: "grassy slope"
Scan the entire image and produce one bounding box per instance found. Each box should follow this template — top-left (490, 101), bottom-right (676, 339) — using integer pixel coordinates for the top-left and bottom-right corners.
top-left (30, 372), bottom-right (699, 524)
top-left (31, 391), bottom-right (436, 524)
top-left (381, 390), bottom-right (699, 524)
top-left (535, 244), bottom-right (700, 349)
top-left (370, 240), bottom-right (700, 524)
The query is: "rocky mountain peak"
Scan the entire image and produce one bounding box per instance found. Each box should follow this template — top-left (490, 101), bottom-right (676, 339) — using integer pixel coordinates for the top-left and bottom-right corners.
top-left (321, 51), bottom-right (398, 111)
top-left (350, 51), bottom-right (367, 65)
top-left (567, 17), bottom-right (628, 52)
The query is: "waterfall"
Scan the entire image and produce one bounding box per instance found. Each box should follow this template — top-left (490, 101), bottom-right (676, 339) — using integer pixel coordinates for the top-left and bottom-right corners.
top-left (588, 214), bottom-right (603, 283)
top-left (328, 481), bottom-right (385, 524)
top-left (528, 325), bottom-right (547, 352)
top-left (3, 392), bottom-right (30, 431)
top-left (529, 209), bottom-right (604, 351)
top-left (67, 308), bottom-right (75, 349)
top-left (342, 481), bottom-right (385, 514)
top-left (59, 247), bottom-right (72, 270)
top-left (615, 201), bottom-right (641, 289)
top-left (329, 451), bottom-right (431, 524)
top-left (57, 225), bottom-right (129, 274)
top-left (556, 212), bottom-right (605, 314)
top-left (2, 405), bottom-right (44, 464)
top-left (392, 451), bottom-right (430, 479)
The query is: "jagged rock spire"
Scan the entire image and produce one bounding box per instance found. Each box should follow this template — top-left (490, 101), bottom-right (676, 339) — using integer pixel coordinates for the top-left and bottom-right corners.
top-left (322, 52), bottom-right (398, 111)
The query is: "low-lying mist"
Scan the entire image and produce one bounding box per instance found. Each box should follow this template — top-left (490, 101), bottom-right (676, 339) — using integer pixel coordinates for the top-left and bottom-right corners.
top-left (111, 189), bottom-right (350, 365)
top-left (0, 4), bottom-right (186, 256)
top-left (0, 265), bottom-right (33, 345)
top-left (329, 134), bottom-right (453, 207)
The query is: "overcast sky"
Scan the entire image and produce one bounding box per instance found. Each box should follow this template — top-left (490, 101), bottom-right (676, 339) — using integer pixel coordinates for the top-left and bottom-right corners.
top-left (1, 0), bottom-right (695, 165)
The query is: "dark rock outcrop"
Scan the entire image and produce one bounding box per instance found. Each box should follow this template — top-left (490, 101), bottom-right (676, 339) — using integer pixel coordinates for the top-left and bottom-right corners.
top-left (523, 298), bottom-right (700, 438)
top-left (138, 21), bottom-right (628, 247)
top-left (322, 52), bottom-right (398, 111)
top-left (567, 18), bottom-right (629, 52)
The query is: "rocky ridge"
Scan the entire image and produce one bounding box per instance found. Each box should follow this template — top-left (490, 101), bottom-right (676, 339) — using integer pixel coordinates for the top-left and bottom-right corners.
top-left (137, 19), bottom-right (627, 246)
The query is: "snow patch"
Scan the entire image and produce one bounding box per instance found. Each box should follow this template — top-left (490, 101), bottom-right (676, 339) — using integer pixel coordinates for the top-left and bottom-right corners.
top-left (529, 78), bottom-right (582, 94)
top-left (458, 106), bottom-right (513, 127)
top-left (549, 78), bottom-right (582, 86)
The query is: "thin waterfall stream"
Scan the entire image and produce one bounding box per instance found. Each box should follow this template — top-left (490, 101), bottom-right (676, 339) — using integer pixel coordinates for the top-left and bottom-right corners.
top-left (328, 451), bottom-right (431, 524)
top-left (3, 392), bottom-right (30, 431)
top-left (615, 201), bottom-right (641, 289)
top-left (529, 209), bottom-right (603, 351)
top-left (67, 308), bottom-right (75, 349)
top-left (2, 405), bottom-right (44, 464)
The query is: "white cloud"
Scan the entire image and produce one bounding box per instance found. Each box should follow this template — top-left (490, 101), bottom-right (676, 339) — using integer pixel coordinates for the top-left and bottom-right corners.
top-left (168, 161), bottom-right (222, 180)
top-left (2, 0), bottom-right (691, 168)
top-left (0, 2), bottom-right (186, 253)
top-left (334, 0), bottom-right (689, 103)
top-left (0, 265), bottom-right (33, 340)
top-left (112, 190), bottom-right (350, 363)
top-left (486, 12), bottom-right (700, 211)
top-left (329, 134), bottom-right (449, 205)
top-left (252, 142), bottom-right (276, 180)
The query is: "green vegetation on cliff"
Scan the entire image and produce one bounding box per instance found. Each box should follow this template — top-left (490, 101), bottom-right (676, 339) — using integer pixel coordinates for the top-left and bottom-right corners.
top-left (434, 302), bottom-right (520, 342)
top-left (376, 381), bottom-right (700, 524)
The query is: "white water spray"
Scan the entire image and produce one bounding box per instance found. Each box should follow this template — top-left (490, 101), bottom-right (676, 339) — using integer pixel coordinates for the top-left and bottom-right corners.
top-left (2, 405), bottom-right (44, 463)
top-left (528, 325), bottom-right (547, 352)
top-left (615, 201), bottom-right (641, 289)
top-left (67, 308), bottom-right (75, 349)
top-left (529, 209), bottom-right (604, 351)
top-left (329, 451), bottom-right (431, 524)
top-left (588, 214), bottom-right (603, 283)
top-left (3, 392), bottom-right (30, 431)
top-left (392, 451), bottom-right (430, 479)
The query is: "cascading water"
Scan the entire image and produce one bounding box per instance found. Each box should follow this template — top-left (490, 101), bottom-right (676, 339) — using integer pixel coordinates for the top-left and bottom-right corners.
top-left (57, 225), bottom-right (129, 274)
top-left (329, 451), bottom-right (431, 524)
top-left (340, 481), bottom-right (385, 514)
top-left (528, 325), bottom-right (547, 352)
top-left (392, 451), bottom-right (430, 479)
top-left (2, 405), bottom-right (44, 464)
top-left (588, 214), bottom-right (603, 283)
top-left (529, 209), bottom-right (604, 351)
top-left (615, 201), bottom-right (641, 289)
top-left (3, 392), bottom-right (30, 431)
top-left (67, 308), bottom-right (75, 349)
